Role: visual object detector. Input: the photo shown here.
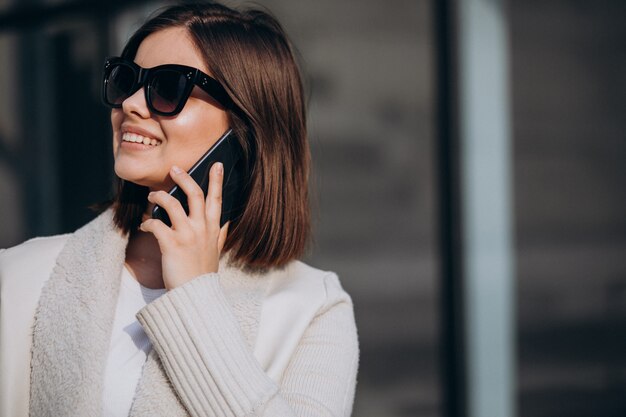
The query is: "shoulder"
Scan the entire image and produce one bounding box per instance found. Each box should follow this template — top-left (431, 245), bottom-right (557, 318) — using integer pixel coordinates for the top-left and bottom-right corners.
top-left (253, 260), bottom-right (356, 377)
top-left (265, 260), bottom-right (353, 313)
top-left (0, 234), bottom-right (70, 289)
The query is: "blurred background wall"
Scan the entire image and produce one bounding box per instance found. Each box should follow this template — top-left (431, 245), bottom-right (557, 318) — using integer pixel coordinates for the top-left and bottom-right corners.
top-left (511, 2), bottom-right (626, 416)
top-left (0, 1), bottom-right (624, 416)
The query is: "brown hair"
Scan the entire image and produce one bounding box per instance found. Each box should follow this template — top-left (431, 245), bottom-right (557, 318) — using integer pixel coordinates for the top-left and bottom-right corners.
top-left (110, 2), bottom-right (310, 269)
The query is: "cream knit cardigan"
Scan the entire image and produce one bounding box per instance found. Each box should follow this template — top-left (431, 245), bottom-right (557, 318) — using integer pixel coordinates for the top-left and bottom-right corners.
top-left (0, 210), bottom-right (358, 417)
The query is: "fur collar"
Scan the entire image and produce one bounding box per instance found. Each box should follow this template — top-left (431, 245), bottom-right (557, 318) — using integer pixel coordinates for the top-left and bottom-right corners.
top-left (29, 210), bottom-right (268, 417)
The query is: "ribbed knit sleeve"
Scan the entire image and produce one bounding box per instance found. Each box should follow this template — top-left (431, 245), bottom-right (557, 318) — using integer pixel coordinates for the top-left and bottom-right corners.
top-left (135, 273), bottom-right (359, 417)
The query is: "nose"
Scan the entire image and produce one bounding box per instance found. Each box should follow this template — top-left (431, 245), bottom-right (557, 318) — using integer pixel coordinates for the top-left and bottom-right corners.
top-left (121, 87), bottom-right (151, 118)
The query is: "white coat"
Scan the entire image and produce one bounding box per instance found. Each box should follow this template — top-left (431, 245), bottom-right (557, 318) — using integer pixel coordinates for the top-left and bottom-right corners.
top-left (0, 209), bottom-right (358, 417)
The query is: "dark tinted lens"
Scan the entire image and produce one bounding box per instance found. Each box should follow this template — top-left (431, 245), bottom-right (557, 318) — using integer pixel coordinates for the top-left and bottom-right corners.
top-left (150, 69), bottom-right (189, 114)
top-left (106, 64), bottom-right (136, 105)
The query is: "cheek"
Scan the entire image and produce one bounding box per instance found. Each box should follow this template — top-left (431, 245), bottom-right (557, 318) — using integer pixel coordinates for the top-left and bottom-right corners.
top-left (163, 112), bottom-right (215, 144)
top-left (169, 111), bottom-right (202, 131)
top-left (158, 102), bottom-right (229, 162)
top-left (178, 99), bottom-right (229, 133)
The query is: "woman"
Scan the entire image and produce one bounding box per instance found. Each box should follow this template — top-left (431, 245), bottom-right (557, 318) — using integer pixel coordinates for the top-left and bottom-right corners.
top-left (0, 2), bottom-right (359, 417)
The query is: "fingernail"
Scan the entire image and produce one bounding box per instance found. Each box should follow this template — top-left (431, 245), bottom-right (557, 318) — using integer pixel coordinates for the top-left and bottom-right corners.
top-left (172, 165), bottom-right (183, 174)
top-left (147, 192), bottom-right (154, 201)
top-left (215, 162), bottom-right (223, 175)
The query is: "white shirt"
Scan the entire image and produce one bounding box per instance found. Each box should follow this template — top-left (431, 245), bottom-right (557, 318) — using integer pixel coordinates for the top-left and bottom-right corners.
top-left (102, 266), bottom-right (167, 417)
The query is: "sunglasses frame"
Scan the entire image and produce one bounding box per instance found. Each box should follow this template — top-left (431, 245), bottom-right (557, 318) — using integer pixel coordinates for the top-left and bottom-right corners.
top-left (102, 57), bottom-right (232, 116)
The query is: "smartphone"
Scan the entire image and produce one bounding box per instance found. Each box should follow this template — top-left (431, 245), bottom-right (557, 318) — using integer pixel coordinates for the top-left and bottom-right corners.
top-left (151, 128), bottom-right (246, 227)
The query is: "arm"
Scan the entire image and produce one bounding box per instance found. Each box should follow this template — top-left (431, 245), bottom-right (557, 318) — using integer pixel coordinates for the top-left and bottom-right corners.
top-left (136, 273), bottom-right (358, 417)
top-left (138, 160), bottom-right (358, 415)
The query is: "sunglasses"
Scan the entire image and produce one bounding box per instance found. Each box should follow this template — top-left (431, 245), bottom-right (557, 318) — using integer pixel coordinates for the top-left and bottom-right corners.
top-left (102, 57), bottom-right (232, 116)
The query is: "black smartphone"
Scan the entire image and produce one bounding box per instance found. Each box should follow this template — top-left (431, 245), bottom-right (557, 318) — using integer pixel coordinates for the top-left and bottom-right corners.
top-left (151, 128), bottom-right (246, 227)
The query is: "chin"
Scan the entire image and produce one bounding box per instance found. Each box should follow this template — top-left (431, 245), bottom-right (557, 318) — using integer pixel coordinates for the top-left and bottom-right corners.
top-left (114, 165), bottom-right (148, 186)
top-left (116, 167), bottom-right (171, 191)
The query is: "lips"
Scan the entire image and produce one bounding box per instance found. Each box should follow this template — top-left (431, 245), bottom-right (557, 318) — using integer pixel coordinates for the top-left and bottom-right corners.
top-left (122, 132), bottom-right (162, 146)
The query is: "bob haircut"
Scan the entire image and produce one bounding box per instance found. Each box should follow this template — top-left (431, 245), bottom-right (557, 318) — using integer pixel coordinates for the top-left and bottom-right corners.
top-left (109, 1), bottom-right (310, 269)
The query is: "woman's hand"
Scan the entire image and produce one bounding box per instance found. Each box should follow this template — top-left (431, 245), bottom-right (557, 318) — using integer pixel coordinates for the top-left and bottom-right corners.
top-left (139, 163), bottom-right (229, 290)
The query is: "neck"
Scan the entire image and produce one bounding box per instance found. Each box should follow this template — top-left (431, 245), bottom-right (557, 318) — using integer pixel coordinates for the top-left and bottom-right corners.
top-left (125, 228), bottom-right (165, 289)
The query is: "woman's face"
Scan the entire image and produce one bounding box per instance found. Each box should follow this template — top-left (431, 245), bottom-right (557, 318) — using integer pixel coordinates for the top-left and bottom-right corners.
top-left (110, 27), bottom-right (229, 191)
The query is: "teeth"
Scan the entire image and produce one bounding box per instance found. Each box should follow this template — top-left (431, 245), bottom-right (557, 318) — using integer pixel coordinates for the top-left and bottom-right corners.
top-left (122, 132), bottom-right (161, 146)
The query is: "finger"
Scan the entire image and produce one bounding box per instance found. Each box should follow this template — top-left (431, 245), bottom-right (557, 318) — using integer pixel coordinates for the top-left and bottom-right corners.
top-left (205, 162), bottom-right (224, 228)
top-left (217, 221), bottom-right (229, 253)
top-left (148, 190), bottom-right (188, 229)
top-left (140, 218), bottom-right (173, 246)
top-left (170, 165), bottom-right (205, 220)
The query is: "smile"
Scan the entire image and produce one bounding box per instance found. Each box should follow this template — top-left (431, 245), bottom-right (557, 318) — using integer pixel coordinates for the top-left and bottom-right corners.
top-left (122, 132), bottom-right (162, 146)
